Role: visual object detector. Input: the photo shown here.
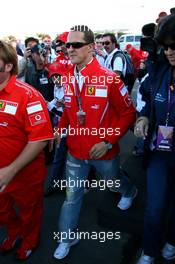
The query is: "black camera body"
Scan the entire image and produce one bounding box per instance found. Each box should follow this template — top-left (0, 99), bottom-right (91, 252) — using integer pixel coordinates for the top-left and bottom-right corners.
top-left (140, 37), bottom-right (167, 63)
top-left (39, 43), bottom-right (50, 57)
top-left (140, 37), bottom-right (157, 56)
top-left (31, 43), bottom-right (50, 57)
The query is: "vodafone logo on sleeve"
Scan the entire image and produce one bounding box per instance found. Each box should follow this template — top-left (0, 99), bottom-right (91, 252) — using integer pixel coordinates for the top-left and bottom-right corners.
top-left (29, 112), bottom-right (47, 126)
top-left (27, 101), bottom-right (47, 126)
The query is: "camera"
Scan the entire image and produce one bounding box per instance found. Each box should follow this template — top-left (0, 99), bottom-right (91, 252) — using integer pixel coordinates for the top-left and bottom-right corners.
top-left (140, 37), bottom-right (157, 56)
top-left (39, 43), bottom-right (50, 57)
top-left (31, 43), bottom-right (50, 57)
top-left (140, 37), bottom-right (166, 62)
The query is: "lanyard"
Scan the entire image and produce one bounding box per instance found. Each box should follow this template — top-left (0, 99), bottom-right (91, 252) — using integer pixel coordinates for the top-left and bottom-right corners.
top-left (74, 79), bottom-right (83, 111)
top-left (166, 85), bottom-right (175, 125)
top-left (74, 70), bottom-right (84, 111)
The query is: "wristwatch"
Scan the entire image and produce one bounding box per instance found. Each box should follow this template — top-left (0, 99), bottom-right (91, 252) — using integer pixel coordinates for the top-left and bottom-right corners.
top-left (103, 140), bottom-right (113, 150)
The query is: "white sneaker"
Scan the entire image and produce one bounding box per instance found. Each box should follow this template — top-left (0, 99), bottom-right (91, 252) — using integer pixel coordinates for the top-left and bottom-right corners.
top-left (53, 238), bottom-right (79, 259)
top-left (162, 242), bottom-right (175, 260)
top-left (137, 253), bottom-right (154, 264)
top-left (117, 189), bottom-right (138, 210)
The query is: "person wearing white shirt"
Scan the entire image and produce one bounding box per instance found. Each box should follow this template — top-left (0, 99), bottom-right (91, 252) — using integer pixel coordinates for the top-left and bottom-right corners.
top-left (103, 33), bottom-right (126, 76)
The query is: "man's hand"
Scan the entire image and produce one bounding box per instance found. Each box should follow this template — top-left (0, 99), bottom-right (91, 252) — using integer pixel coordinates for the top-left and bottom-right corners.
top-left (24, 48), bottom-right (31, 59)
top-left (56, 100), bottom-right (64, 108)
top-left (39, 53), bottom-right (49, 64)
top-left (89, 142), bottom-right (108, 159)
top-left (134, 117), bottom-right (149, 139)
top-left (0, 166), bottom-right (16, 192)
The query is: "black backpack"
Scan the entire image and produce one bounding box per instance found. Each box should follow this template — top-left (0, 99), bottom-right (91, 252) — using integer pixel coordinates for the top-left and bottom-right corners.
top-left (111, 50), bottom-right (135, 86)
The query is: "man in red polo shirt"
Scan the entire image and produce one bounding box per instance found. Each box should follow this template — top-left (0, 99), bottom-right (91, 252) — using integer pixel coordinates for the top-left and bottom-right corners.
top-left (0, 41), bottom-right (53, 260)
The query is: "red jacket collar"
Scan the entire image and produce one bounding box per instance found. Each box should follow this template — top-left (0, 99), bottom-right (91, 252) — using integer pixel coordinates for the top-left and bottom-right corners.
top-left (68, 57), bottom-right (100, 78)
top-left (1, 75), bottom-right (16, 94)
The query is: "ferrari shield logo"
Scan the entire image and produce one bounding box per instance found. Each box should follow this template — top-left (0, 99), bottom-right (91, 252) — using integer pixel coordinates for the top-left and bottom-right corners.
top-left (0, 101), bottom-right (5, 109)
top-left (87, 86), bottom-right (95, 95)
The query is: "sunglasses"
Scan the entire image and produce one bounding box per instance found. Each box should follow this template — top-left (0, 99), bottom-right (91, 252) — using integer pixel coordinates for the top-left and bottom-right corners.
top-left (102, 41), bottom-right (111, 46)
top-left (56, 42), bottom-right (64, 47)
top-left (163, 43), bottom-right (175, 51)
top-left (65, 42), bottom-right (90, 49)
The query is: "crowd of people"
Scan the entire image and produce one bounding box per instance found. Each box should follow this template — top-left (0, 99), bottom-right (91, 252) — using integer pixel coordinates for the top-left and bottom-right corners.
top-left (0, 8), bottom-right (175, 264)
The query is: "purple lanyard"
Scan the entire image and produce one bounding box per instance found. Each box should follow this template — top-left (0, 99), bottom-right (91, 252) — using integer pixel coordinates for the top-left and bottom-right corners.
top-left (166, 87), bottom-right (175, 126)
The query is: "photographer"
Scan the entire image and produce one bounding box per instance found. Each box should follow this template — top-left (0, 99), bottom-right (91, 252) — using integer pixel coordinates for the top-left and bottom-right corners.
top-left (17, 37), bottom-right (39, 81)
top-left (25, 43), bottom-right (54, 102)
top-left (135, 14), bottom-right (175, 264)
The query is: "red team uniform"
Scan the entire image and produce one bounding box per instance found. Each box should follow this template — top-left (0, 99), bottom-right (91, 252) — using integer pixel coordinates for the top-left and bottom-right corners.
top-left (0, 76), bottom-right (53, 256)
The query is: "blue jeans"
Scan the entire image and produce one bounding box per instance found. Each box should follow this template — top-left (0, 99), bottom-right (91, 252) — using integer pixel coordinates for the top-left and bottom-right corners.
top-left (143, 151), bottom-right (175, 257)
top-left (58, 152), bottom-right (136, 242)
top-left (135, 138), bottom-right (144, 153)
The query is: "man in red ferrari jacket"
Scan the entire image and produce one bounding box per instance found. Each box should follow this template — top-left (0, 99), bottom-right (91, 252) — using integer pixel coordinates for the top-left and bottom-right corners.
top-left (0, 41), bottom-right (53, 260)
top-left (53, 25), bottom-right (137, 259)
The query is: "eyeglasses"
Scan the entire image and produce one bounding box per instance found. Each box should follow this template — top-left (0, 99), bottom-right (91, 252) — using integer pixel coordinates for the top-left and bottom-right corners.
top-left (163, 43), bottom-right (175, 51)
top-left (65, 42), bottom-right (90, 49)
top-left (102, 41), bottom-right (111, 46)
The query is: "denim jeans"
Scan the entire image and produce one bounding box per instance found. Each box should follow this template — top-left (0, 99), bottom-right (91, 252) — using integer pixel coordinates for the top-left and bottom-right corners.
top-left (135, 138), bottom-right (144, 153)
top-left (58, 152), bottom-right (136, 242)
top-left (143, 151), bottom-right (175, 257)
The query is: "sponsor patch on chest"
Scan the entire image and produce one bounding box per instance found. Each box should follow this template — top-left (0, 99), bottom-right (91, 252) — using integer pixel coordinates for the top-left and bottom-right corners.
top-left (85, 85), bottom-right (107, 97)
top-left (0, 100), bottom-right (18, 115)
top-left (90, 104), bottom-right (100, 110)
top-left (155, 93), bottom-right (166, 103)
top-left (64, 96), bottom-right (71, 103)
top-left (64, 84), bottom-right (74, 95)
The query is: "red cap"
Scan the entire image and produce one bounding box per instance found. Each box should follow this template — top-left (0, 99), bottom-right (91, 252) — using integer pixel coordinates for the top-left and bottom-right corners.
top-left (125, 44), bottom-right (133, 50)
top-left (48, 62), bottom-right (65, 78)
top-left (156, 11), bottom-right (167, 23)
top-left (57, 32), bottom-right (69, 43)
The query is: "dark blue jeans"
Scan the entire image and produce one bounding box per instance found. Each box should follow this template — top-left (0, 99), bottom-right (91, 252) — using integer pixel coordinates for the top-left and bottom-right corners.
top-left (143, 151), bottom-right (175, 257)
